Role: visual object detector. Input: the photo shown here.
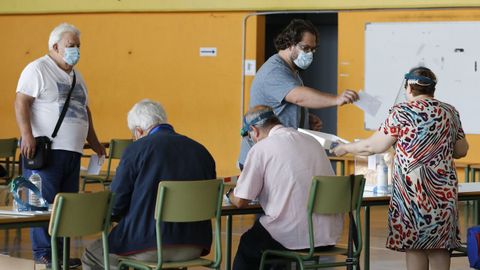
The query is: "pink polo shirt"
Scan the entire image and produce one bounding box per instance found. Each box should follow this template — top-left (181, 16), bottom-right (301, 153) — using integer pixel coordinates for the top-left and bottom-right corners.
top-left (234, 125), bottom-right (343, 249)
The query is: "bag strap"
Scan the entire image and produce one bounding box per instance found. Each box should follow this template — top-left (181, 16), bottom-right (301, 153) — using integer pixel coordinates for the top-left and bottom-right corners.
top-left (10, 176), bottom-right (48, 211)
top-left (51, 71), bottom-right (76, 138)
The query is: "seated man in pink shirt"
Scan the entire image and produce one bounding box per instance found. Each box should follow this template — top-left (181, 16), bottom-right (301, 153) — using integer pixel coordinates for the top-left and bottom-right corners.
top-left (228, 105), bottom-right (343, 270)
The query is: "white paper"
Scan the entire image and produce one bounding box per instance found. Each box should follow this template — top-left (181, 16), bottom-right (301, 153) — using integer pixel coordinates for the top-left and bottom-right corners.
top-left (298, 129), bottom-right (349, 150)
top-left (87, 154), bottom-right (105, 175)
top-left (0, 209), bottom-right (50, 216)
top-left (354, 90), bottom-right (382, 116)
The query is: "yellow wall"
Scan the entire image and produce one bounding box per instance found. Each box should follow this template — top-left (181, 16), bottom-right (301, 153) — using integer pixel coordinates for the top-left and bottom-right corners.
top-left (338, 9), bottom-right (480, 174)
top-left (1, 0), bottom-right (480, 13)
top-left (0, 12), bottom-right (262, 177)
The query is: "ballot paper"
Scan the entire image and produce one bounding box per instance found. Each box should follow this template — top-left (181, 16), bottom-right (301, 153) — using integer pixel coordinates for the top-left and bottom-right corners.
top-left (86, 154), bottom-right (105, 175)
top-left (0, 209), bottom-right (51, 216)
top-left (298, 129), bottom-right (349, 150)
top-left (354, 90), bottom-right (382, 117)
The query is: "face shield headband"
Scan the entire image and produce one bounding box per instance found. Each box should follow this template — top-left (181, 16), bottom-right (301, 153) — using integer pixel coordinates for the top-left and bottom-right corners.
top-left (240, 110), bottom-right (275, 137)
top-left (404, 72), bottom-right (436, 87)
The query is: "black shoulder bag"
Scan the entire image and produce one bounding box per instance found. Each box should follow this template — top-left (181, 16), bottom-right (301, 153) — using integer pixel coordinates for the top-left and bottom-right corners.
top-left (24, 72), bottom-right (76, 170)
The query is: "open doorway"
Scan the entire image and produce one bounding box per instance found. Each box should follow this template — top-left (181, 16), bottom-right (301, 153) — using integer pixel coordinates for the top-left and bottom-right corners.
top-left (264, 13), bottom-right (339, 135)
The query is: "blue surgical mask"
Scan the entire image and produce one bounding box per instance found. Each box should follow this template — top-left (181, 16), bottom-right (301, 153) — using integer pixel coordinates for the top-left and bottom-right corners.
top-left (63, 47), bottom-right (80, 66)
top-left (293, 50), bottom-right (313, 70)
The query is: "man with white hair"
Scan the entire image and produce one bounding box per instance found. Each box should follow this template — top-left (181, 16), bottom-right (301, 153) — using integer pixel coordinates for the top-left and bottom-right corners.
top-left (15, 22), bottom-right (105, 267)
top-left (82, 99), bottom-right (216, 269)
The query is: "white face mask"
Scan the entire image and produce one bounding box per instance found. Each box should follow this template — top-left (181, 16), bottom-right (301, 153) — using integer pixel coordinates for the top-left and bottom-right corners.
top-left (63, 47), bottom-right (80, 66)
top-left (293, 50), bottom-right (313, 70)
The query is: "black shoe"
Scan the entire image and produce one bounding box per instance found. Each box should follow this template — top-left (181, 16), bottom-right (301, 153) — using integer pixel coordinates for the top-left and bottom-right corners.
top-left (36, 256), bottom-right (82, 269)
top-left (60, 257), bottom-right (82, 269)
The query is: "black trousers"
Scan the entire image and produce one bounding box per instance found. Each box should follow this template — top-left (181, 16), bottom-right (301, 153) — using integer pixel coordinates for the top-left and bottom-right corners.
top-left (232, 220), bottom-right (333, 270)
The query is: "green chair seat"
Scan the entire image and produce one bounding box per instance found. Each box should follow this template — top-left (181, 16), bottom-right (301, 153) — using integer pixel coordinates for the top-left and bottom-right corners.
top-left (120, 257), bottom-right (213, 269)
top-left (82, 173), bottom-right (114, 182)
top-left (294, 246), bottom-right (349, 257)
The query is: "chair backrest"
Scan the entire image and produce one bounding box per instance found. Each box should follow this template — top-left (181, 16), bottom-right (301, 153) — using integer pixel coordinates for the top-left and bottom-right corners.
top-left (49, 191), bottom-right (115, 237)
top-left (0, 138), bottom-right (17, 158)
top-left (155, 179), bottom-right (223, 222)
top-left (109, 139), bottom-right (132, 159)
top-left (154, 179), bottom-right (224, 268)
top-left (306, 175), bottom-right (365, 259)
top-left (0, 138), bottom-right (18, 177)
top-left (105, 139), bottom-right (132, 177)
top-left (309, 175), bottom-right (365, 215)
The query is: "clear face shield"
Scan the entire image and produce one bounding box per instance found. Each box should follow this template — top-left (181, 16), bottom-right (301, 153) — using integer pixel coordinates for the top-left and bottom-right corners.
top-left (393, 78), bottom-right (408, 105)
top-left (245, 131), bottom-right (255, 147)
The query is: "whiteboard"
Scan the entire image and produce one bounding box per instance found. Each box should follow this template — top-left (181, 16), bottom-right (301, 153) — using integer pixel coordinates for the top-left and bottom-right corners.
top-left (364, 21), bottom-right (480, 134)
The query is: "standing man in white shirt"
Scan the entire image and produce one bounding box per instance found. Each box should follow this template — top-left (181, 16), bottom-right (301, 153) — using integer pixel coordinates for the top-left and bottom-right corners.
top-left (228, 105), bottom-right (343, 270)
top-left (14, 22), bottom-right (105, 268)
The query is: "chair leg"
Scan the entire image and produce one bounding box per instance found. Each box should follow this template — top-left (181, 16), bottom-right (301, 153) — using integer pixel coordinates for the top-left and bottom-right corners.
top-left (296, 257), bottom-right (305, 270)
top-left (81, 179), bottom-right (87, 192)
top-left (259, 252), bottom-right (269, 270)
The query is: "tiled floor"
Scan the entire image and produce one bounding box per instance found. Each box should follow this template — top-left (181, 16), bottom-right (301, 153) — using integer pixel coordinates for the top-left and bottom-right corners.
top-left (1, 203), bottom-right (475, 269)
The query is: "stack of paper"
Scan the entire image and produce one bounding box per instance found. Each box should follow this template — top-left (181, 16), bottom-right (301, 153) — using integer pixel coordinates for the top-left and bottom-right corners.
top-left (298, 129), bottom-right (349, 150)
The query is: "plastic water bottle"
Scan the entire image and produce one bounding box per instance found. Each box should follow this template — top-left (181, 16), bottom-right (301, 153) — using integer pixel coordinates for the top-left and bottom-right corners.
top-left (376, 156), bottom-right (388, 193)
top-left (28, 173), bottom-right (42, 208)
top-left (13, 185), bottom-right (29, 211)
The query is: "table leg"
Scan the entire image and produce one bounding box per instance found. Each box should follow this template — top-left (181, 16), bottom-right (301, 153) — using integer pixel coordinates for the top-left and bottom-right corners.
top-left (225, 215), bottom-right (232, 270)
top-left (364, 206), bottom-right (370, 270)
top-left (341, 161), bottom-right (345, 176)
top-left (465, 166), bottom-right (470, 183)
top-left (473, 169), bottom-right (478, 223)
top-left (63, 237), bottom-right (70, 268)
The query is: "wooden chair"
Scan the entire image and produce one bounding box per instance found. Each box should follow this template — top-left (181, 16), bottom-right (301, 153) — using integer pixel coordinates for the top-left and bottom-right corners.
top-left (259, 175), bottom-right (366, 270)
top-left (81, 139), bottom-right (132, 191)
top-left (49, 191), bottom-right (115, 270)
top-left (118, 179), bottom-right (224, 270)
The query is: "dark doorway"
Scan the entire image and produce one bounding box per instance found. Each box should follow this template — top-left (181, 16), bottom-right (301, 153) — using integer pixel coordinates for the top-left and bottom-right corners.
top-left (264, 13), bottom-right (339, 135)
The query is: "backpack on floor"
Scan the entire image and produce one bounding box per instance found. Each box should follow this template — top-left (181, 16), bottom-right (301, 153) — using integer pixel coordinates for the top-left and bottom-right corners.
top-left (467, 225), bottom-right (480, 269)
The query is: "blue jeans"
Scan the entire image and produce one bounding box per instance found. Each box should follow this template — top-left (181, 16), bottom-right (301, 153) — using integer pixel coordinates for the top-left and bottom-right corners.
top-left (23, 150), bottom-right (81, 260)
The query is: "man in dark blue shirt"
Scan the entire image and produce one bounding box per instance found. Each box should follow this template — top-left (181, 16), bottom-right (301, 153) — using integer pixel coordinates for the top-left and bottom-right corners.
top-left (82, 99), bottom-right (216, 269)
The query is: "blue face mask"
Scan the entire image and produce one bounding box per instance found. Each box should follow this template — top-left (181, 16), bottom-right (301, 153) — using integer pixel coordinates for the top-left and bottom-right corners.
top-left (63, 47), bottom-right (80, 66)
top-left (293, 50), bottom-right (313, 70)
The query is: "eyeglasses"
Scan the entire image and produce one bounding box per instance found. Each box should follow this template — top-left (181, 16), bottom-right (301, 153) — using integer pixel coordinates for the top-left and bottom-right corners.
top-left (296, 43), bottom-right (317, 53)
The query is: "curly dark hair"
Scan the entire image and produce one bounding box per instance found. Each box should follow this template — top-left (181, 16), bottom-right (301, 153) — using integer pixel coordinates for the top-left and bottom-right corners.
top-left (274, 19), bottom-right (319, 51)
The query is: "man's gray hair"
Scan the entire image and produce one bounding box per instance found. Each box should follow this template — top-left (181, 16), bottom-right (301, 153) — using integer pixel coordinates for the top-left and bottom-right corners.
top-left (127, 99), bottom-right (168, 132)
top-left (48, 23), bottom-right (81, 50)
top-left (244, 105), bottom-right (280, 130)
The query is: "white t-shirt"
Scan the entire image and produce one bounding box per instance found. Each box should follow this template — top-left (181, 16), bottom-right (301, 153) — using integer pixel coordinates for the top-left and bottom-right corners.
top-left (234, 125), bottom-right (343, 249)
top-left (16, 55), bottom-right (89, 154)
